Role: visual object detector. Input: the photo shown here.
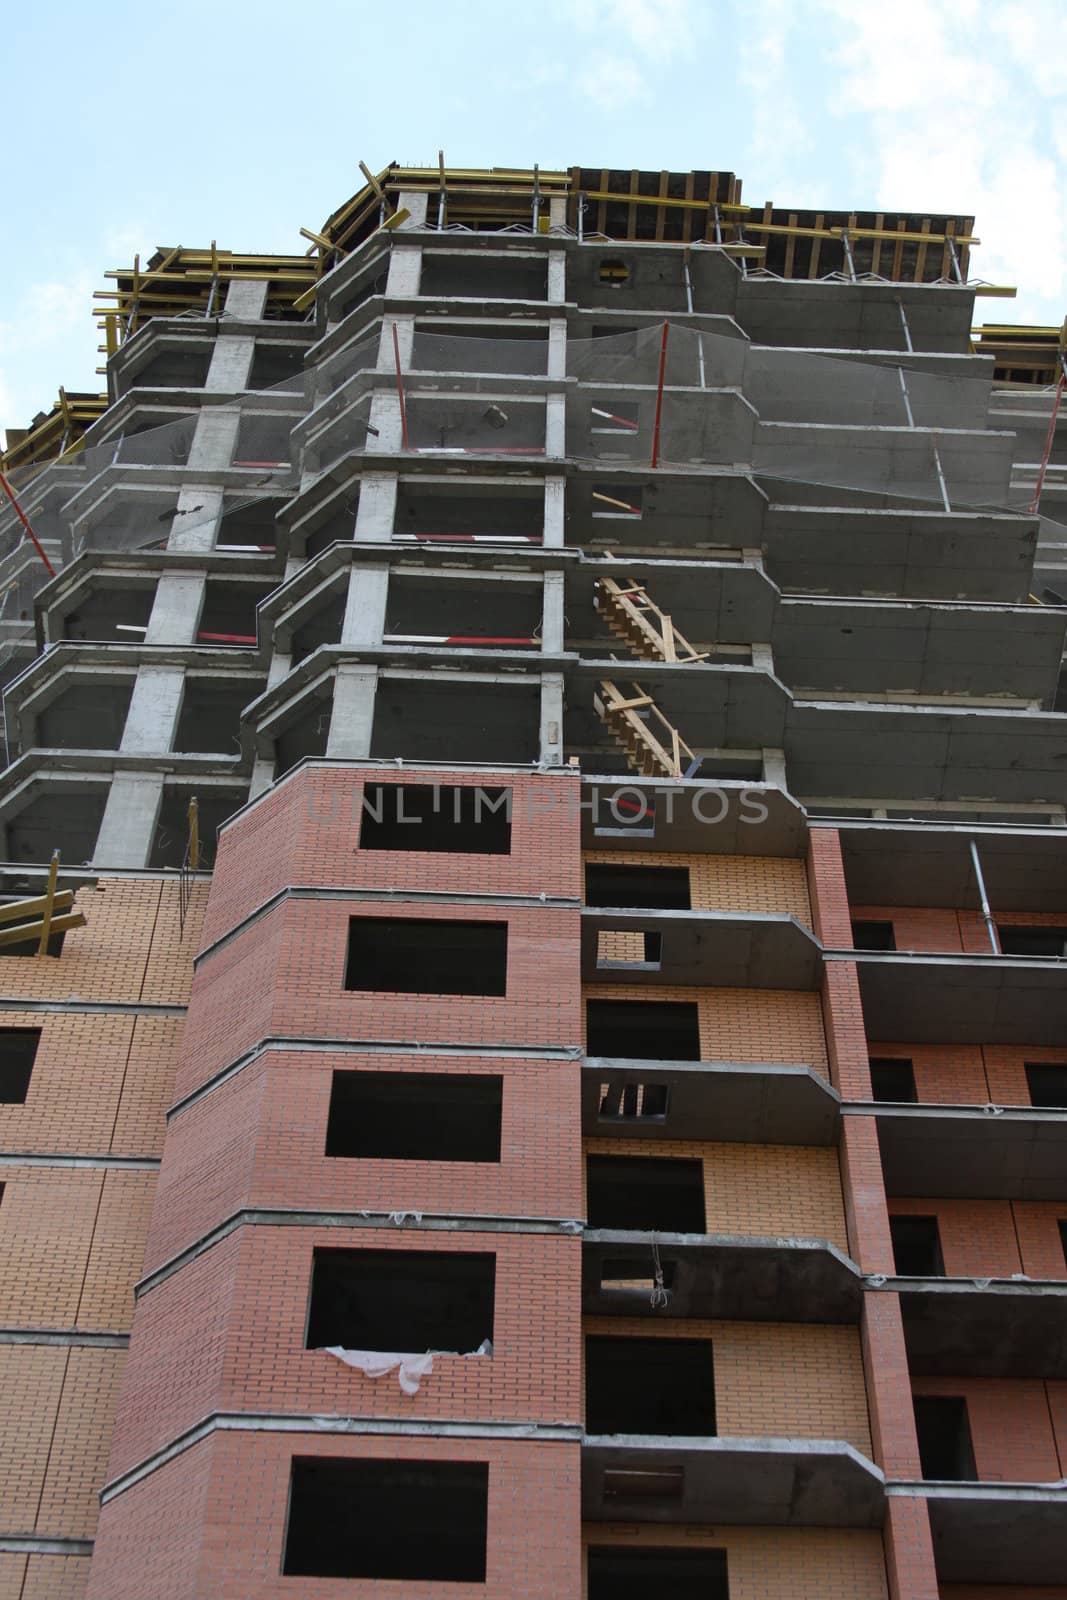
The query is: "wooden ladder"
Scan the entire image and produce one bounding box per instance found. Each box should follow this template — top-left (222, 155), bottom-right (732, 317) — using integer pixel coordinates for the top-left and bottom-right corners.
top-left (594, 576), bottom-right (701, 779)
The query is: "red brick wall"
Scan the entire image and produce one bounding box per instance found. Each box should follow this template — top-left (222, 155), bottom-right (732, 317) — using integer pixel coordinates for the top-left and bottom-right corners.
top-left (911, 1376), bottom-right (1065, 1481)
top-left (887, 1197), bottom-right (1067, 1279)
top-left (179, 898), bottom-right (581, 1098)
top-left (88, 1433), bottom-right (581, 1600)
top-left (580, 1525), bottom-right (889, 1599)
top-left (107, 1225), bottom-right (581, 1480)
top-left (200, 765), bottom-right (582, 947)
top-left (146, 1050), bottom-right (582, 1271)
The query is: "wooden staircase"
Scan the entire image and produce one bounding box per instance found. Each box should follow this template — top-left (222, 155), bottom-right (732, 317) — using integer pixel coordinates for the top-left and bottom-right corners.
top-left (594, 576), bottom-right (702, 779)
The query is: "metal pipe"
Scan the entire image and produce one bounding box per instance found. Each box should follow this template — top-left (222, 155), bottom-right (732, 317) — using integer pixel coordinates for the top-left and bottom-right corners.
top-left (897, 299), bottom-right (914, 353)
top-left (0, 472), bottom-right (57, 577)
top-left (683, 253), bottom-right (706, 388)
top-left (391, 323), bottom-right (410, 451)
top-left (897, 366), bottom-right (915, 428)
top-left (650, 322), bottom-right (670, 469)
top-left (932, 445), bottom-right (952, 512)
top-left (970, 839), bottom-right (1001, 953)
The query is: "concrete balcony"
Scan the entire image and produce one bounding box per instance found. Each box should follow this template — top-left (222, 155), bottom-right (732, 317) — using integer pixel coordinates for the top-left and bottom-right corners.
top-left (580, 907), bottom-right (821, 988)
top-left (839, 821), bottom-right (1067, 911)
top-left (868, 1103), bottom-right (1067, 1200)
top-left (909, 1482), bottom-right (1067, 1585)
top-left (583, 1230), bottom-right (861, 1322)
top-left (846, 950), bottom-right (1067, 1043)
top-left (889, 1278), bottom-right (1067, 1379)
top-left (582, 1436), bottom-right (884, 1527)
top-left (579, 777), bottom-right (806, 856)
top-left (582, 1058), bottom-right (839, 1145)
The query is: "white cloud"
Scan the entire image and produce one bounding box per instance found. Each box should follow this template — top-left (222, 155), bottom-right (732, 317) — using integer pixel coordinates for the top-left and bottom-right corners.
top-left (816, 0), bottom-right (1067, 319)
top-left (564, 0), bottom-right (698, 102)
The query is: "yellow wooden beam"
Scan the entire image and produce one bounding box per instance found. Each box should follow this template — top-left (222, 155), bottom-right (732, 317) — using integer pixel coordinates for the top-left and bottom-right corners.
top-left (0, 912), bottom-right (85, 950)
top-left (0, 888), bottom-right (74, 924)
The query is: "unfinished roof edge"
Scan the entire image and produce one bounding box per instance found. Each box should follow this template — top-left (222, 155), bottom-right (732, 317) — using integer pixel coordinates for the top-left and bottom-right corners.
top-left (6, 157), bottom-right (1039, 476)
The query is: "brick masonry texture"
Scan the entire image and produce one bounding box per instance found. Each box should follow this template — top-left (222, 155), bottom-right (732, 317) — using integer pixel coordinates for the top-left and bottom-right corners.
top-left (87, 1432), bottom-right (582, 1600)
top-left (0, 876), bottom-right (204, 1584)
top-left (0, 1555), bottom-right (92, 1600)
top-left (581, 1316), bottom-right (872, 1455)
top-left (178, 897), bottom-right (582, 1096)
top-left (866, 1042), bottom-right (1067, 1105)
top-left (911, 1375), bottom-right (1067, 1480)
top-left (146, 1050), bottom-right (582, 1269)
top-left (940, 1588), bottom-right (1067, 1599)
top-left (0, 1345), bottom-right (125, 1539)
top-left (107, 1224), bottom-right (582, 1479)
top-left (579, 1525), bottom-right (889, 1600)
top-left (850, 904), bottom-right (1067, 954)
top-left (200, 765), bottom-right (582, 948)
top-left (887, 1196), bottom-right (1067, 1279)
top-left (583, 848), bottom-right (813, 924)
top-left (582, 980), bottom-right (829, 1071)
top-left (584, 1136), bottom-right (849, 1249)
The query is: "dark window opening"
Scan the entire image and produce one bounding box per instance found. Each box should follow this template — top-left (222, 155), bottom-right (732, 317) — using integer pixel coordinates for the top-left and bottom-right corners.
top-left (1058, 1220), bottom-right (1067, 1270)
top-left (283, 1457), bottom-right (488, 1581)
top-left (1025, 1063), bottom-right (1067, 1108)
top-left (586, 999), bottom-right (701, 1061)
top-left (360, 784), bottom-right (512, 855)
top-left (345, 916), bottom-right (507, 996)
top-left (587, 1155), bottom-right (705, 1233)
top-left (585, 863), bottom-right (690, 910)
top-left (851, 920), bottom-right (896, 951)
top-left (870, 1058), bottom-right (918, 1103)
top-left (914, 1396), bottom-right (977, 1481)
top-left (196, 580), bottom-right (267, 646)
top-left (603, 1466), bottom-right (682, 1503)
top-left (588, 1546), bottom-right (728, 1600)
top-left (305, 1247), bottom-right (494, 1354)
top-left (0, 1029), bottom-right (41, 1103)
top-left (586, 1335), bottom-right (716, 1436)
top-left (598, 1079), bottom-right (669, 1120)
top-left (325, 1071), bottom-right (502, 1162)
top-left (998, 925), bottom-right (1067, 957)
top-left (890, 1215), bottom-right (944, 1276)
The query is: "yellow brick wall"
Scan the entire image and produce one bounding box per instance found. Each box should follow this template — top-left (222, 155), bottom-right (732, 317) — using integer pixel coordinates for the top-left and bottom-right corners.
top-left (584, 982), bottom-right (829, 1074)
top-left (0, 1168), bottom-right (154, 1330)
top-left (0, 874), bottom-right (204, 1581)
top-left (584, 851), bottom-right (813, 926)
top-left (582, 1526), bottom-right (888, 1600)
top-left (584, 1138), bottom-right (848, 1249)
top-left (583, 1316), bottom-right (872, 1456)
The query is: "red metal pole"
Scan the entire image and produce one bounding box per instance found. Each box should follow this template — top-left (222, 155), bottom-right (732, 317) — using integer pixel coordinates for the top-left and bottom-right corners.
top-left (391, 323), bottom-right (410, 452)
top-left (0, 471), bottom-right (56, 577)
top-left (1029, 368), bottom-right (1066, 516)
top-left (650, 321), bottom-right (670, 469)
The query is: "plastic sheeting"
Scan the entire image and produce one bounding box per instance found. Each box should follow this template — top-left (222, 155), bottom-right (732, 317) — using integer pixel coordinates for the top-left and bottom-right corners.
top-left (321, 1338), bottom-right (493, 1395)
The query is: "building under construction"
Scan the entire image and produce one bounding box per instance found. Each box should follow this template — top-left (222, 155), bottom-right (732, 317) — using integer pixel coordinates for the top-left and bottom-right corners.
top-left (0, 160), bottom-right (1066, 1599)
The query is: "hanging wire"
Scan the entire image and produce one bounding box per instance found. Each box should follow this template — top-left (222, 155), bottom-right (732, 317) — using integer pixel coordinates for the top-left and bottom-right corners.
top-left (649, 1239), bottom-right (671, 1311)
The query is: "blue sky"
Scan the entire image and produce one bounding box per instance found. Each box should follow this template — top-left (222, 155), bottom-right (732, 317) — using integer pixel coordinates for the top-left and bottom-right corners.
top-left (2, 0), bottom-right (1064, 438)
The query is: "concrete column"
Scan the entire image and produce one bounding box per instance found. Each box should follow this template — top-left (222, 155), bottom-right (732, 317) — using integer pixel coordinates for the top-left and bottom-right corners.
top-left (547, 320), bottom-right (568, 379)
top-left (543, 478), bottom-right (565, 548)
top-left (120, 666), bottom-right (185, 754)
top-left (168, 486), bottom-right (223, 552)
top-left (540, 572), bottom-right (565, 653)
top-left (248, 756), bottom-right (276, 799)
top-left (266, 652), bottom-right (291, 690)
top-left (224, 279), bottom-right (269, 320)
top-left (92, 772), bottom-right (164, 868)
top-left (761, 747), bottom-right (787, 788)
top-left (751, 643), bottom-right (774, 673)
top-left (545, 394), bottom-right (566, 460)
top-left (339, 565), bottom-right (389, 647)
top-left (548, 196), bottom-right (566, 229)
top-left (187, 409), bottom-right (240, 470)
top-left (547, 250), bottom-right (566, 303)
top-left (540, 672), bottom-right (564, 766)
top-left (354, 474), bottom-right (398, 539)
top-left (205, 338), bottom-right (255, 394)
top-left (364, 392), bottom-right (404, 454)
top-left (396, 190), bottom-right (429, 227)
top-left (145, 573), bottom-right (205, 646)
top-left (385, 245), bottom-right (422, 297)
top-left (379, 314), bottom-right (415, 370)
top-left (326, 664), bottom-right (378, 758)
